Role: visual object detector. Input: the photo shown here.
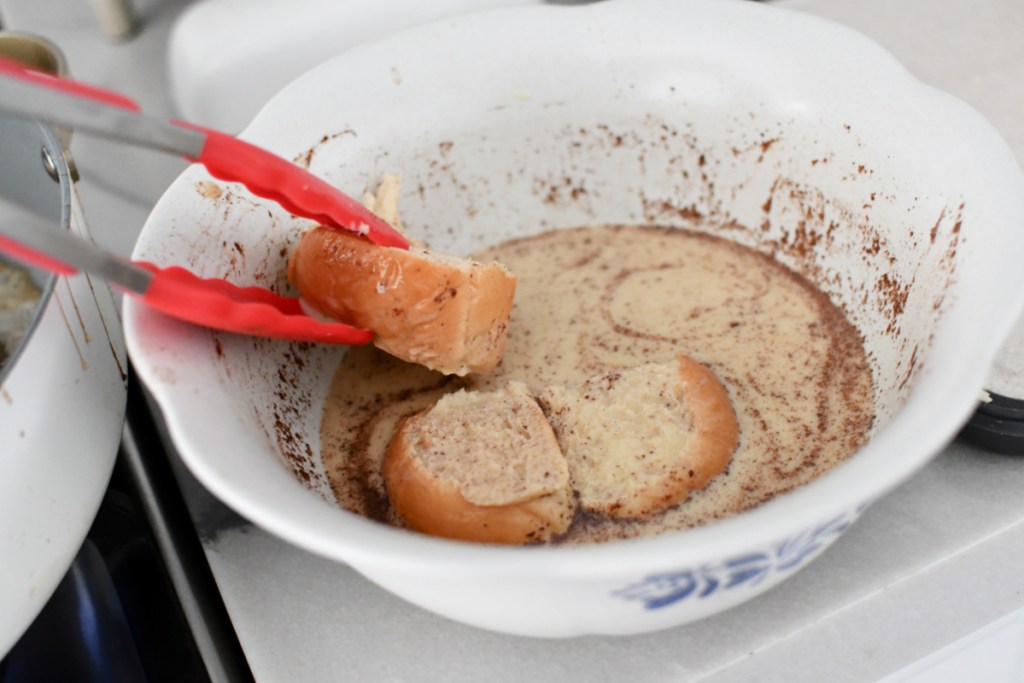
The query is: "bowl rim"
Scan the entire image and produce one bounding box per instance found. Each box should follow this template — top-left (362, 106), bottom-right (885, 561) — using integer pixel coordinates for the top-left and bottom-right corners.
top-left (126, 0), bottom-right (1024, 576)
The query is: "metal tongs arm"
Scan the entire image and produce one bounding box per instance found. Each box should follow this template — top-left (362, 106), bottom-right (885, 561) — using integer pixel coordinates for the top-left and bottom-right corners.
top-left (0, 198), bottom-right (374, 345)
top-left (0, 57), bottom-right (409, 249)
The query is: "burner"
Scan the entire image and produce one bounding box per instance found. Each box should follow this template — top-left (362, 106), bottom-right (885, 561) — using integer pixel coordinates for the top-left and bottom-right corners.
top-left (1, 456), bottom-right (210, 683)
top-left (962, 391), bottom-right (1024, 455)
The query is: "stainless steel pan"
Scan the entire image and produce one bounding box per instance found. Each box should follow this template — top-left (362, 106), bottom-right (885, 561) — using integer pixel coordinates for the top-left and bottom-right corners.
top-left (0, 104), bottom-right (127, 658)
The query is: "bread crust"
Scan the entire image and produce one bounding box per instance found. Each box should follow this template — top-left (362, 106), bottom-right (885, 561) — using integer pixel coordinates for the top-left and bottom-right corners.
top-left (382, 386), bottom-right (575, 544)
top-left (288, 227), bottom-right (515, 376)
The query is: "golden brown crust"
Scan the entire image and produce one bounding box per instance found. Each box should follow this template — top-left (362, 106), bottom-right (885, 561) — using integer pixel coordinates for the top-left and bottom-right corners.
top-left (382, 386), bottom-right (575, 544)
top-left (674, 354), bottom-right (739, 491)
top-left (288, 227), bottom-right (515, 375)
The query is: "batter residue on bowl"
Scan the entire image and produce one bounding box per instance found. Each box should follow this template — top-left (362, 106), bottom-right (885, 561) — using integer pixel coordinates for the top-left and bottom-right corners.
top-left (320, 225), bottom-right (875, 544)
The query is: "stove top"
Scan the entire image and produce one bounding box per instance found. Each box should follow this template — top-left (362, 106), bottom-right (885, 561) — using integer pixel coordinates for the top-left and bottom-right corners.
top-left (2, 373), bottom-right (250, 682)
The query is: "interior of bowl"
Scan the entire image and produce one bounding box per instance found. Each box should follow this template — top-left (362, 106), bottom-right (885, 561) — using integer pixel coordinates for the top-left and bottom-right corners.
top-left (127, 0), bottom-right (1024, 563)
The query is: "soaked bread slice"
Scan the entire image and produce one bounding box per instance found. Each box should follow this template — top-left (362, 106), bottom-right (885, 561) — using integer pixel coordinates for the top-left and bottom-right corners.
top-left (539, 355), bottom-right (739, 519)
top-left (288, 230), bottom-right (515, 376)
top-left (287, 175), bottom-right (515, 376)
top-left (383, 382), bottom-right (575, 544)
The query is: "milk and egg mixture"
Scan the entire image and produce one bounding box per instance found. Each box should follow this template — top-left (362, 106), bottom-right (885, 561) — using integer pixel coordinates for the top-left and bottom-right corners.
top-left (320, 225), bottom-right (875, 544)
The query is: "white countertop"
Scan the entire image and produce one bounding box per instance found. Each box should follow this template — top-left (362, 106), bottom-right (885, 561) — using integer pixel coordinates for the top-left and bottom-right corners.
top-left (4, 0), bottom-right (1024, 680)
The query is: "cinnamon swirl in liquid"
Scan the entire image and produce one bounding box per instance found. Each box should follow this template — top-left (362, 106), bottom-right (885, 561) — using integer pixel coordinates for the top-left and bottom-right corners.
top-left (320, 225), bottom-right (875, 544)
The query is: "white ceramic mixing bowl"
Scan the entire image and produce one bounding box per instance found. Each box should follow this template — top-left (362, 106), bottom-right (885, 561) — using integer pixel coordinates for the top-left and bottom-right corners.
top-left (125, 0), bottom-right (1024, 637)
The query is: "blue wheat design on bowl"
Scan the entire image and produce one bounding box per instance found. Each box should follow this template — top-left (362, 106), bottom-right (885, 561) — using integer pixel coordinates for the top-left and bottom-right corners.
top-left (612, 512), bottom-right (856, 609)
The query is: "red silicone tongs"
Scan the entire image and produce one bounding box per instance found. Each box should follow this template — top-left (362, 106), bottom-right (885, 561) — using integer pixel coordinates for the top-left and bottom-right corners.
top-left (0, 195), bottom-right (377, 344)
top-left (0, 57), bottom-right (408, 249)
top-left (0, 197), bottom-right (380, 342)
top-left (0, 57), bottom-right (410, 344)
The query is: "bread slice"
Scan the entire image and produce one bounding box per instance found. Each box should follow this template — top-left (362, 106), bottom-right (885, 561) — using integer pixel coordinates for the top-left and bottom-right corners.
top-left (288, 227), bottom-right (515, 376)
top-left (538, 355), bottom-right (739, 519)
top-left (382, 382), bottom-right (575, 544)
top-left (360, 173), bottom-right (404, 234)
